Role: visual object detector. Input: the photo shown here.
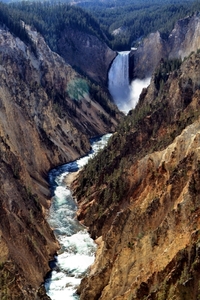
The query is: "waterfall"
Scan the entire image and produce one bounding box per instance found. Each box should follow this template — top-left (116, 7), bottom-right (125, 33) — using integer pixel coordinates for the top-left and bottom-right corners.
top-left (108, 51), bottom-right (151, 114)
top-left (109, 51), bottom-right (130, 87)
top-left (108, 51), bottom-right (131, 112)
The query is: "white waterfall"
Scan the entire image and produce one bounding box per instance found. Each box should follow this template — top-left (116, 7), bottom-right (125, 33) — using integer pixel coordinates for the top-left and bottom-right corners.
top-left (109, 51), bottom-right (130, 87)
top-left (108, 51), bottom-right (131, 112)
top-left (108, 51), bottom-right (151, 114)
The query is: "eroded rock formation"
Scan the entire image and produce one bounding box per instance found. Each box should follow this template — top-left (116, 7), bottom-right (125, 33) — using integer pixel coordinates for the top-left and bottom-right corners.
top-left (0, 24), bottom-right (120, 298)
top-left (74, 50), bottom-right (200, 299)
top-left (130, 12), bottom-right (200, 79)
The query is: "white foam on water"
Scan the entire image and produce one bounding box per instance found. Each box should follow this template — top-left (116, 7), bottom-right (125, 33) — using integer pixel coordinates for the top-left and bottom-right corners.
top-left (59, 230), bottom-right (96, 255)
top-left (76, 133), bottom-right (112, 169)
top-left (57, 253), bottom-right (95, 276)
top-left (55, 172), bottom-right (69, 186)
top-left (45, 134), bottom-right (111, 299)
top-left (130, 77), bottom-right (151, 109)
top-left (45, 270), bottom-right (80, 300)
top-left (54, 186), bottom-right (71, 204)
top-left (108, 51), bottom-right (150, 114)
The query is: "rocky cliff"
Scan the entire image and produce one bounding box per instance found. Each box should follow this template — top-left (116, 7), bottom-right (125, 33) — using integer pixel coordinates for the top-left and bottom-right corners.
top-left (130, 12), bottom-right (200, 79)
top-left (0, 23), bottom-right (120, 299)
top-left (74, 50), bottom-right (200, 299)
top-left (57, 25), bottom-right (116, 84)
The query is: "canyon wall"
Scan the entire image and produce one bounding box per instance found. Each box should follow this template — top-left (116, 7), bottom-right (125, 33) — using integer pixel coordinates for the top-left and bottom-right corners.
top-left (0, 24), bottom-right (120, 298)
top-left (130, 12), bottom-right (200, 79)
top-left (74, 50), bottom-right (200, 299)
top-left (57, 25), bottom-right (116, 84)
top-left (2, 7), bottom-right (200, 299)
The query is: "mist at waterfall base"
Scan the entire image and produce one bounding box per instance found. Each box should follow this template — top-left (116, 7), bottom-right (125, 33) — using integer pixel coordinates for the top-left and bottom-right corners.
top-left (108, 52), bottom-right (150, 114)
top-left (45, 134), bottom-right (112, 300)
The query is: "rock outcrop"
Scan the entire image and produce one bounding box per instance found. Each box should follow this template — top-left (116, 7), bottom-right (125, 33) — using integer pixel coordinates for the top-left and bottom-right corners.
top-left (130, 31), bottom-right (168, 79)
top-left (130, 12), bottom-right (200, 79)
top-left (74, 50), bottom-right (200, 299)
top-left (0, 24), bottom-right (120, 298)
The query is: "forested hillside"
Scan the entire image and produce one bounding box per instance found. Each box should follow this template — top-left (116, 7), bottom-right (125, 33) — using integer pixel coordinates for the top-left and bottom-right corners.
top-left (0, 0), bottom-right (200, 52)
top-left (74, 48), bottom-right (200, 300)
top-left (79, 0), bottom-right (200, 50)
top-left (2, 2), bottom-right (107, 53)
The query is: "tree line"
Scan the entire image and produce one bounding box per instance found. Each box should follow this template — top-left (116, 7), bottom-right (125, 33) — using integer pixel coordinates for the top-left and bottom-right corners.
top-left (80, 0), bottom-right (200, 50)
top-left (0, 0), bottom-right (200, 52)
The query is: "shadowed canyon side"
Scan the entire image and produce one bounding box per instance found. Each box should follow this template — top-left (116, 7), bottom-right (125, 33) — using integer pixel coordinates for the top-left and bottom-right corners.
top-left (0, 24), bottom-right (121, 299)
top-left (57, 25), bottom-right (116, 84)
top-left (2, 5), bottom-right (200, 299)
top-left (73, 51), bottom-right (200, 299)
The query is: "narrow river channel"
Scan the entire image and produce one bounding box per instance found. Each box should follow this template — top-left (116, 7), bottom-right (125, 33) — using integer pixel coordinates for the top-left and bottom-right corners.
top-left (45, 134), bottom-right (112, 300)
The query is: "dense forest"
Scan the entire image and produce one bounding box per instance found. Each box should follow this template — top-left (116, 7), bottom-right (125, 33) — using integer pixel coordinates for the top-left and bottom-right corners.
top-left (2, 2), bottom-right (107, 53)
top-left (78, 0), bottom-right (200, 49)
top-left (0, 0), bottom-right (200, 51)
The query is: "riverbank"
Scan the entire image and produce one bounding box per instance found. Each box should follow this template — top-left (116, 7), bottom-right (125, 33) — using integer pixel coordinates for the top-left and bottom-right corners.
top-left (45, 134), bottom-right (112, 299)
top-left (63, 170), bottom-right (80, 188)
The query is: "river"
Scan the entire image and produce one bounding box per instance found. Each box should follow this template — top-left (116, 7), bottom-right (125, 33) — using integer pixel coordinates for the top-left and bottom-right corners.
top-left (45, 134), bottom-right (112, 300)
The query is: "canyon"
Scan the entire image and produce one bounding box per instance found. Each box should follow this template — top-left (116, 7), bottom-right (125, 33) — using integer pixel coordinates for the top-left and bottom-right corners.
top-left (0, 23), bottom-right (120, 299)
top-left (74, 42), bottom-right (200, 299)
top-left (1, 7), bottom-right (200, 300)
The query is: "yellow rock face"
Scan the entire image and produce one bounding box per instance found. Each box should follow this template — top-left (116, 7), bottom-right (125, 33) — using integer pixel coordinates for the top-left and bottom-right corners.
top-left (76, 52), bottom-right (200, 300)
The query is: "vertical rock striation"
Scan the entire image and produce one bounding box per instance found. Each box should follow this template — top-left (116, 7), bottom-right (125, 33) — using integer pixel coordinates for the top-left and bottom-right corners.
top-left (74, 51), bottom-right (200, 299)
top-left (130, 13), bottom-right (200, 79)
top-left (0, 24), bottom-right (120, 298)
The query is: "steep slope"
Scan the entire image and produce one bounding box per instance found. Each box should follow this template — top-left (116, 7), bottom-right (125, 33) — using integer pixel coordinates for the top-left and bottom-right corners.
top-left (0, 24), bottom-right (120, 299)
top-left (57, 25), bottom-right (116, 84)
top-left (7, 2), bottom-right (116, 85)
top-left (130, 12), bottom-right (200, 79)
top-left (74, 51), bottom-right (200, 299)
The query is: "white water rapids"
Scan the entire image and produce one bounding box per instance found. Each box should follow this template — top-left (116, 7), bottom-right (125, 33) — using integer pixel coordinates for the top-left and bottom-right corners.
top-left (44, 51), bottom-right (150, 299)
top-left (45, 134), bottom-right (112, 300)
top-left (108, 51), bottom-right (150, 114)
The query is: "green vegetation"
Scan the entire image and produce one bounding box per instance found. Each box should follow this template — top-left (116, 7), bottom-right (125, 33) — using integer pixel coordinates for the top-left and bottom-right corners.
top-left (7, 2), bottom-right (107, 53)
top-left (89, 82), bottom-right (118, 118)
top-left (76, 53), bottom-right (200, 220)
top-left (0, 2), bottom-right (37, 55)
top-left (78, 0), bottom-right (200, 50)
top-left (49, 73), bottom-right (118, 120)
top-left (0, 262), bottom-right (23, 300)
top-left (66, 78), bottom-right (117, 118)
top-left (67, 78), bottom-right (89, 102)
top-left (154, 58), bottom-right (182, 91)
top-left (0, 0), bottom-right (199, 52)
